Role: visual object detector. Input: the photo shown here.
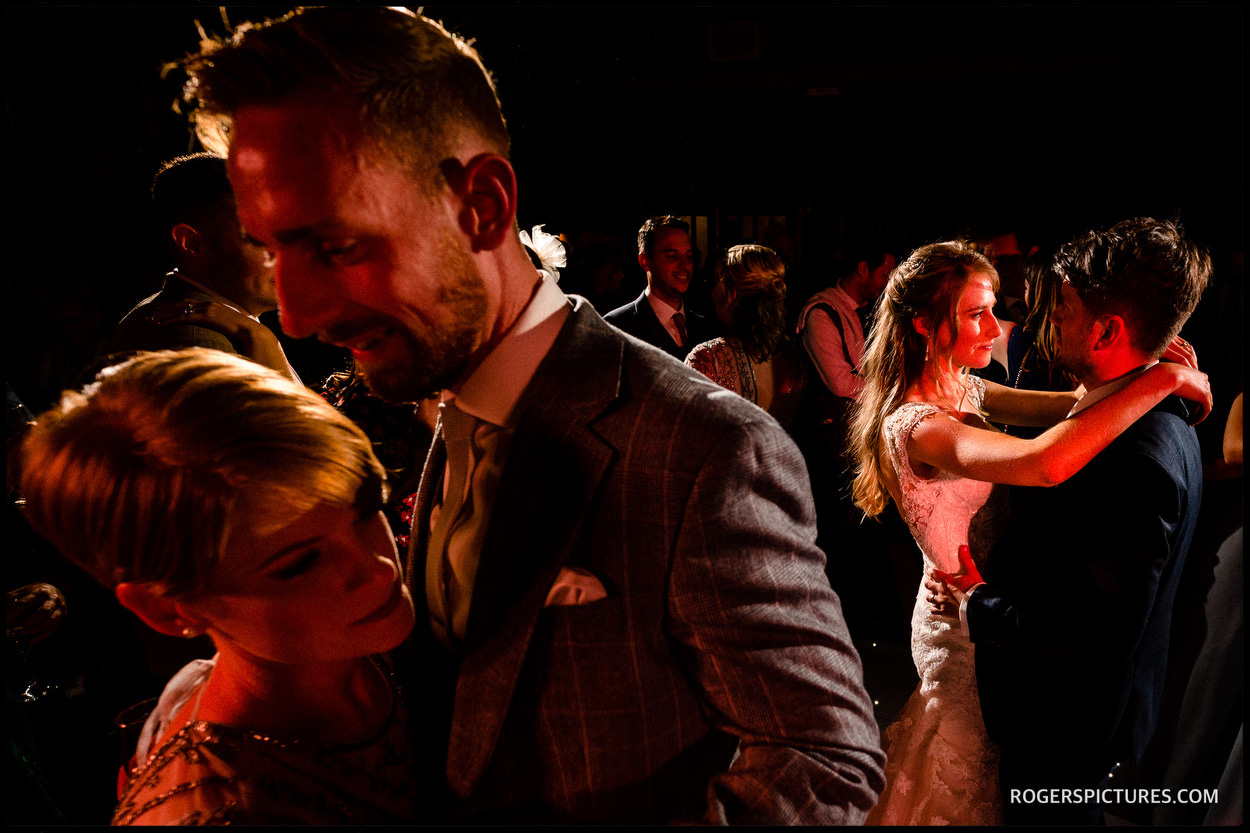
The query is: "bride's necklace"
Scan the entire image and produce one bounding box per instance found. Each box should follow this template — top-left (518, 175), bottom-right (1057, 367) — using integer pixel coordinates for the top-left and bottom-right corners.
top-left (917, 365), bottom-right (971, 414)
top-left (1013, 343), bottom-right (1033, 389)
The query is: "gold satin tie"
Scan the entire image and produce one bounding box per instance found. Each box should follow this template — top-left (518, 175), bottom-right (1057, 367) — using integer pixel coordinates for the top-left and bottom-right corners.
top-left (426, 402), bottom-right (477, 648)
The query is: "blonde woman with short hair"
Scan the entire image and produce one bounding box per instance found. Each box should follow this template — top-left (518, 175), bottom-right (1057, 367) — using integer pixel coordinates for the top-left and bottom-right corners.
top-left (16, 349), bottom-right (419, 825)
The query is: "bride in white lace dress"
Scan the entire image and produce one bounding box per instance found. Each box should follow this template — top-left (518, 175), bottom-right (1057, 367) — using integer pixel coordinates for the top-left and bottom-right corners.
top-left (846, 241), bottom-right (1210, 825)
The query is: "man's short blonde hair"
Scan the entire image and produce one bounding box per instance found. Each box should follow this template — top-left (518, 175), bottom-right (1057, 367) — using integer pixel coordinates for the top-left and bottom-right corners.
top-left (177, 6), bottom-right (510, 196)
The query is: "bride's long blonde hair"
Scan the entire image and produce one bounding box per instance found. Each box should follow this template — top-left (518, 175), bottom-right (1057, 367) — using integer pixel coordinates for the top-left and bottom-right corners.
top-left (848, 240), bottom-right (998, 517)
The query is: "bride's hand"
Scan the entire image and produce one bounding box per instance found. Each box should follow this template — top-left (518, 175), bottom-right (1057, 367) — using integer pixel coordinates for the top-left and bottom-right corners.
top-left (930, 545), bottom-right (984, 611)
top-left (1155, 362), bottom-right (1212, 425)
top-left (1161, 335), bottom-right (1199, 370)
top-left (922, 573), bottom-right (958, 618)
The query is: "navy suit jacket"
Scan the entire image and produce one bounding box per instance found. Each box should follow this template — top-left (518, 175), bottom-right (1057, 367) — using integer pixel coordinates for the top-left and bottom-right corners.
top-left (967, 396), bottom-right (1203, 796)
top-left (603, 290), bottom-right (714, 361)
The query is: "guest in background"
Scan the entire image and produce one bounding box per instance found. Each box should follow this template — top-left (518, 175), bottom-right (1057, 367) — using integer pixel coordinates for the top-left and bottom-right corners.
top-left (967, 223), bottom-right (1033, 328)
top-left (562, 230), bottom-right (631, 312)
top-left (793, 237), bottom-right (909, 641)
top-left (686, 244), bottom-right (807, 430)
top-left (318, 364), bottom-right (438, 553)
top-left (1121, 390), bottom-right (1242, 825)
top-left (993, 253), bottom-right (1072, 397)
top-left (797, 237), bottom-right (897, 410)
top-left (605, 216), bottom-right (715, 360)
top-left (15, 349), bottom-right (419, 825)
top-left (97, 153), bottom-right (298, 383)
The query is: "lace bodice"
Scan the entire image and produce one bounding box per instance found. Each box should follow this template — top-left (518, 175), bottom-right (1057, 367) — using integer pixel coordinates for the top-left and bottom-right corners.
top-left (883, 376), bottom-right (1007, 575)
top-left (867, 375), bottom-right (1007, 826)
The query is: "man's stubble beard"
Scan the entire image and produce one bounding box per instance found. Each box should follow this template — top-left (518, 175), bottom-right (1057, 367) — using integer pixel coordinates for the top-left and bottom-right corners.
top-left (358, 243), bottom-right (488, 404)
top-left (1053, 329), bottom-right (1094, 384)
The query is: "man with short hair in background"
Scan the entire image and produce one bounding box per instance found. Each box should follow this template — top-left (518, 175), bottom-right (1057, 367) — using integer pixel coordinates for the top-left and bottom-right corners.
top-left (604, 215), bottom-right (714, 360)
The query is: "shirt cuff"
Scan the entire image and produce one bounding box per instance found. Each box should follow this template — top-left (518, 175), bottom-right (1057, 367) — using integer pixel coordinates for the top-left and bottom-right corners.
top-left (959, 582), bottom-right (987, 636)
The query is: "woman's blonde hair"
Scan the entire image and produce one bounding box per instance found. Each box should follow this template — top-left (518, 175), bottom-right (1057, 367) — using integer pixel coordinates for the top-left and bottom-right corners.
top-left (848, 241), bottom-right (997, 517)
top-left (15, 349), bottom-right (385, 596)
top-left (713, 244), bottom-right (790, 362)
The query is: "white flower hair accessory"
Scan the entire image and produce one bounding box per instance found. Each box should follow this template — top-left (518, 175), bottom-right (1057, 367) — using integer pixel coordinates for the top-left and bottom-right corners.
top-left (519, 224), bottom-right (567, 283)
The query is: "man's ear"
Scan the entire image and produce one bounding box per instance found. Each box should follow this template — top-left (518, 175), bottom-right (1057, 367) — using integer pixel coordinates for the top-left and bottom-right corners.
top-left (171, 223), bottom-right (201, 257)
top-left (1093, 315), bottom-right (1126, 351)
top-left (115, 582), bottom-right (204, 638)
top-left (447, 153), bottom-right (517, 253)
top-left (856, 260), bottom-right (872, 281)
top-left (637, 250), bottom-right (652, 276)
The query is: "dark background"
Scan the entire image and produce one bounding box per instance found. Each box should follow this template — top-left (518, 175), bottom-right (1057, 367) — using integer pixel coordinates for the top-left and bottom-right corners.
top-left (5, 3), bottom-right (1244, 414)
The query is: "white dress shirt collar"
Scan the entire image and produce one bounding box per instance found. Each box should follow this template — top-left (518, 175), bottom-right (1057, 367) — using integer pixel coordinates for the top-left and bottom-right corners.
top-left (1068, 361), bottom-right (1158, 417)
top-left (446, 273), bottom-right (571, 429)
top-left (643, 285), bottom-right (684, 321)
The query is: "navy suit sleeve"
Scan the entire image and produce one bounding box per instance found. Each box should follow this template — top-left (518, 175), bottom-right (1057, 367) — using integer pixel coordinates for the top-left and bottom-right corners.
top-left (967, 445), bottom-right (1190, 665)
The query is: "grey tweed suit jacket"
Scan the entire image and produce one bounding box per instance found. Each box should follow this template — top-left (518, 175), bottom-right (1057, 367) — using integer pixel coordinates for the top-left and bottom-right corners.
top-left (404, 296), bottom-right (884, 824)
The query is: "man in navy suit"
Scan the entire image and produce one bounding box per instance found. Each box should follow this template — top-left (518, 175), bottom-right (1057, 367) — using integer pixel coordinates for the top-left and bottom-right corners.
top-left (604, 216), bottom-right (713, 360)
top-left (931, 217), bottom-right (1212, 824)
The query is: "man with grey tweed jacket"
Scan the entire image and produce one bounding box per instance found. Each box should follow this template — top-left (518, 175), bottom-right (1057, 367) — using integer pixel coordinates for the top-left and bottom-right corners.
top-left (182, 6), bottom-right (884, 824)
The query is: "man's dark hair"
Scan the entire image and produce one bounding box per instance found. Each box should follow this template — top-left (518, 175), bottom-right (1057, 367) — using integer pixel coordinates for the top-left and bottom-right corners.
top-left (637, 216), bottom-right (690, 258)
top-left (833, 234), bottom-right (895, 283)
top-left (151, 152), bottom-right (234, 232)
top-left (1053, 217), bottom-right (1211, 357)
top-left (176, 6), bottom-right (510, 196)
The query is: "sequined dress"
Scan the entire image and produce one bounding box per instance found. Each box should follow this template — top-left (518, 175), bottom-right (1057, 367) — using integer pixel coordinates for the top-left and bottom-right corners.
top-left (685, 336), bottom-right (809, 429)
top-left (867, 377), bottom-right (1008, 825)
top-left (112, 657), bottom-right (418, 825)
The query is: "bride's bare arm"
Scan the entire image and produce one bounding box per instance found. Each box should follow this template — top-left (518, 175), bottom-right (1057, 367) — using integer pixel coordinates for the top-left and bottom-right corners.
top-left (982, 334), bottom-right (1199, 427)
top-left (908, 362), bottom-right (1211, 487)
top-left (980, 379), bottom-right (1079, 427)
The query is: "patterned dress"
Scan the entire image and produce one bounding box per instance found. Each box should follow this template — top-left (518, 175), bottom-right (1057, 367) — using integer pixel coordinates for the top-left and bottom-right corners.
top-left (867, 376), bottom-right (1008, 825)
top-left (113, 657), bottom-right (419, 825)
top-left (685, 336), bottom-right (808, 429)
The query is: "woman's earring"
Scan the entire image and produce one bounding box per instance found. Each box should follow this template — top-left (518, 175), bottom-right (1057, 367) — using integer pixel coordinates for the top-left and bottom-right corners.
top-left (925, 341), bottom-right (931, 362)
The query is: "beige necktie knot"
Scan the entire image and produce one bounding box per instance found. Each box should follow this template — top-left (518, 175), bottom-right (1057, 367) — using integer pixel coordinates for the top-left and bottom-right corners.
top-left (427, 401), bottom-right (504, 651)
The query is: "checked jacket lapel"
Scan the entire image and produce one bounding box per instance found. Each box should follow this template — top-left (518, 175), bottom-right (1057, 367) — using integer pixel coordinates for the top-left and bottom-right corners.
top-left (412, 299), bottom-right (623, 800)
